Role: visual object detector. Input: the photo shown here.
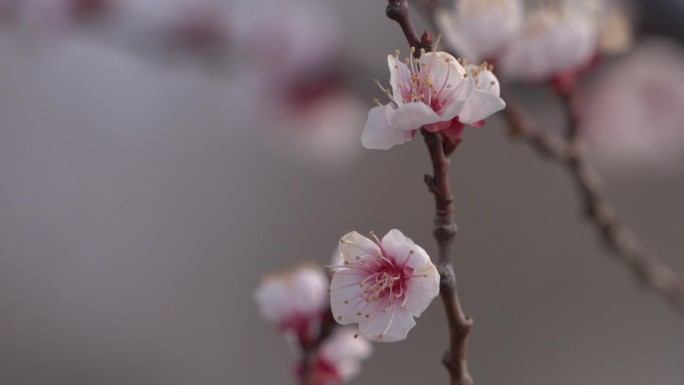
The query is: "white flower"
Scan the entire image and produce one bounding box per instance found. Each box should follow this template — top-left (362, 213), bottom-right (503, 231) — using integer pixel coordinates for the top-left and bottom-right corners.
top-left (499, 3), bottom-right (598, 82)
top-left (460, 63), bottom-right (504, 125)
top-left (576, 38), bottom-right (684, 175)
top-left (329, 230), bottom-right (440, 342)
top-left (299, 328), bottom-right (372, 385)
top-left (255, 264), bottom-right (329, 344)
top-left (436, 0), bottom-right (523, 63)
top-left (362, 50), bottom-right (505, 150)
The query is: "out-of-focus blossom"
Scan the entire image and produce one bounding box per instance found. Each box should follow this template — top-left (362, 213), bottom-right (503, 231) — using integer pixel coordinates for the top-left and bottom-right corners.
top-left (255, 264), bottom-right (329, 346)
top-left (585, 0), bottom-right (635, 55)
top-left (227, 0), bottom-right (366, 166)
top-left (362, 51), bottom-right (505, 150)
top-left (436, 0), bottom-right (523, 63)
top-left (297, 328), bottom-right (372, 385)
top-left (261, 86), bottom-right (365, 167)
top-left (329, 230), bottom-right (439, 342)
top-left (576, 38), bottom-right (684, 174)
top-left (228, 0), bottom-right (339, 82)
top-left (499, 2), bottom-right (598, 84)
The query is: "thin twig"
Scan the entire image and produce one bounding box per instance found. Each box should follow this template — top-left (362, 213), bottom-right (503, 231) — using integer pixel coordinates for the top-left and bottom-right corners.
top-left (299, 306), bottom-right (337, 385)
top-left (386, 1), bottom-right (474, 384)
top-left (502, 90), bottom-right (684, 315)
top-left (422, 130), bottom-right (474, 385)
top-left (300, 348), bottom-right (317, 385)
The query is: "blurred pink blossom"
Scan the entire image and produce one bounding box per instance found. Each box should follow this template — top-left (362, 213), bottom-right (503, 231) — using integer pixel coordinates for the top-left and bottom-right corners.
top-left (296, 328), bottom-right (372, 385)
top-left (436, 0), bottom-right (523, 63)
top-left (228, 0), bottom-right (340, 82)
top-left (330, 230), bottom-right (439, 342)
top-left (255, 264), bottom-right (329, 346)
top-left (264, 90), bottom-right (366, 167)
top-left (576, 38), bottom-right (684, 174)
top-left (499, 2), bottom-right (598, 84)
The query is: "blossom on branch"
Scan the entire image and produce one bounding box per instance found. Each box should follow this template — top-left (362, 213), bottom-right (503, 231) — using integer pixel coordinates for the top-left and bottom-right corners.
top-left (255, 264), bottom-right (329, 346)
top-left (297, 328), bottom-right (372, 385)
top-left (499, 2), bottom-right (598, 85)
top-left (436, 0), bottom-right (523, 63)
top-left (362, 50), bottom-right (505, 150)
top-left (329, 230), bottom-right (439, 342)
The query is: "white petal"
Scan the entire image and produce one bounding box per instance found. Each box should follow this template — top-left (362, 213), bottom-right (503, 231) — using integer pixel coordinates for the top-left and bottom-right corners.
top-left (419, 52), bottom-right (466, 98)
top-left (290, 267), bottom-right (329, 314)
top-left (435, 10), bottom-right (478, 61)
top-left (330, 270), bottom-right (368, 325)
top-left (386, 102), bottom-right (441, 131)
top-left (459, 89), bottom-right (506, 124)
top-left (500, 6), bottom-right (597, 81)
top-left (388, 54), bottom-right (412, 106)
top-left (436, 0), bottom-right (523, 62)
top-left (338, 231), bottom-right (381, 261)
top-left (380, 229), bottom-right (416, 265)
top-left (440, 77), bottom-right (475, 121)
top-left (402, 243), bottom-right (433, 270)
top-left (403, 249), bottom-right (440, 317)
top-left (320, 328), bottom-right (372, 363)
top-left (362, 105), bottom-right (414, 150)
top-left (254, 279), bottom-right (291, 323)
top-left (358, 305), bottom-right (416, 342)
top-left (319, 328), bottom-right (372, 381)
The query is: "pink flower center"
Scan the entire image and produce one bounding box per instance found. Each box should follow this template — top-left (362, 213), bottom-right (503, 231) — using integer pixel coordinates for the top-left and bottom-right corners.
top-left (359, 254), bottom-right (413, 307)
top-left (375, 49), bottom-right (467, 117)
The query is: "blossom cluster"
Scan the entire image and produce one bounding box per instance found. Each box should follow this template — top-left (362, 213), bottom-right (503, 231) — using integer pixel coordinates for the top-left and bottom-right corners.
top-left (329, 230), bottom-right (440, 342)
top-left (436, 0), bottom-right (633, 84)
top-left (254, 264), bottom-right (371, 385)
top-left (362, 49), bottom-right (505, 150)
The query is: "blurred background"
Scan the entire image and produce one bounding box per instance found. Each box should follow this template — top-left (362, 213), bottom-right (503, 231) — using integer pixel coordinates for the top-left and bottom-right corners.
top-left (1, 0), bottom-right (683, 384)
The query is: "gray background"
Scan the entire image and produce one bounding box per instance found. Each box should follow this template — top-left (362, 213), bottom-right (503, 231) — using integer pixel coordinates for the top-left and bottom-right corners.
top-left (1, 1), bottom-right (683, 385)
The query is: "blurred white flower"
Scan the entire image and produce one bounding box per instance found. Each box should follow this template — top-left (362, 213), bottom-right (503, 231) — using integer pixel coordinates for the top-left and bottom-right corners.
top-left (362, 50), bottom-right (504, 150)
top-left (262, 89), bottom-right (366, 168)
top-left (499, 2), bottom-right (598, 83)
top-left (225, 0), bottom-right (367, 167)
top-left (255, 264), bottom-right (329, 345)
top-left (330, 230), bottom-right (439, 342)
top-left (576, 38), bottom-right (684, 174)
top-left (298, 328), bottom-right (372, 385)
top-left (436, 0), bottom-right (523, 62)
top-left (228, 0), bottom-right (339, 82)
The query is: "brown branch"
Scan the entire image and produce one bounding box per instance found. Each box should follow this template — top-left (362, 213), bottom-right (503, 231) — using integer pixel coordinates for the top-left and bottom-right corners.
top-left (422, 130), bottom-right (474, 385)
top-left (502, 89), bottom-right (684, 315)
top-left (300, 348), bottom-right (318, 385)
top-left (299, 304), bottom-right (337, 385)
top-left (386, 0), bottom-right (421, 56)
top-left (385, 1), bottom-right (475, 384)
